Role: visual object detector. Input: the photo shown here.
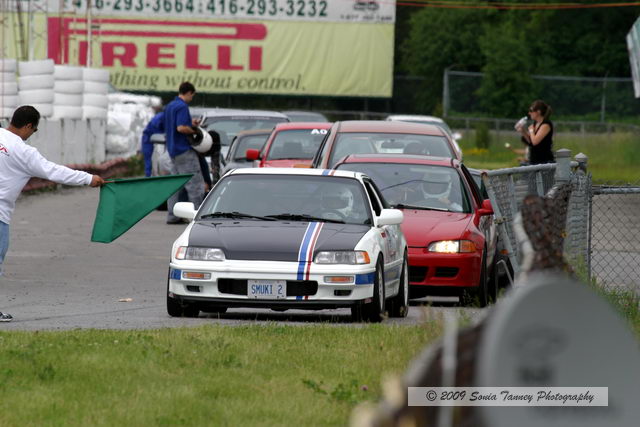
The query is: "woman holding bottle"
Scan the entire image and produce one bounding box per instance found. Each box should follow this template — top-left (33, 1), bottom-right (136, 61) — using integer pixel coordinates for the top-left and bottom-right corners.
top-left (516, 100), bottom-right (555, 165)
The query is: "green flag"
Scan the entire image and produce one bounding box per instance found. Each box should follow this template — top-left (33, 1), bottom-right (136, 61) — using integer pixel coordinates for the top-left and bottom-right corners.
top-left (91, 174), bottom-right (193, 243)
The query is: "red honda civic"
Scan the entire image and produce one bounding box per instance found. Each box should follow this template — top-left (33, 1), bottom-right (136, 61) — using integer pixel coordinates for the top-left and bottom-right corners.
top-left (335, 154), bottom-right (502, 306)
top-left (247, 122), bottom-right (332, 168)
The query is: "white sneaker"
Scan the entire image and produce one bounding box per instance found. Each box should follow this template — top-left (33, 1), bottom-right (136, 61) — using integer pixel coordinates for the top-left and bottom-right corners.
top-left (0, 312), bottom-right (13, 322)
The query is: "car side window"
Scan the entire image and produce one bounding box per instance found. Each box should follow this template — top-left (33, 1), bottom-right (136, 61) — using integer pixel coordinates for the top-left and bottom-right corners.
top-left (460, 164), bottom-right (483, 206)
top-left (312, 130), bottom-right (332, 168)
top-left (363, 180), bottom-right (383, 216)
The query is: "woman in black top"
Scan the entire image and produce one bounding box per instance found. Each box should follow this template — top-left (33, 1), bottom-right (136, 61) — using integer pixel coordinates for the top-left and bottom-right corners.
top-left (517, 100), bottom-right (555, 164)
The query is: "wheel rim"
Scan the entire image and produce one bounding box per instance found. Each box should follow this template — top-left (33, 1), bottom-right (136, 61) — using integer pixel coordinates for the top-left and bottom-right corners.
top-left (402, 259), bottom-right (409, 306)
top-left (377, 267), bottom-right (384, 312)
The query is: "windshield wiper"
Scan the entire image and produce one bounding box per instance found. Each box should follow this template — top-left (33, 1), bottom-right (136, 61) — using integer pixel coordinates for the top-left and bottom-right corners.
top-left (392, 203), bottom-right (448, 212)
top-left (199, 211), bottom-right (276, 221)
top-left (265, 213), bottom-right (345, 224)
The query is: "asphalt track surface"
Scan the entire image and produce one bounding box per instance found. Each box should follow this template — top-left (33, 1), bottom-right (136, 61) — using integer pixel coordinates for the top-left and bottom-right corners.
top-left (1, 186), bottom-right (477, 331)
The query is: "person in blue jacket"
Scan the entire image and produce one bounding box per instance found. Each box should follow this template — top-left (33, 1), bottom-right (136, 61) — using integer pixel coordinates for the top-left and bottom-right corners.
top-left (164, 82), bottom-right (205, 224)
top-left (141, 110), bottom-right (164, 177)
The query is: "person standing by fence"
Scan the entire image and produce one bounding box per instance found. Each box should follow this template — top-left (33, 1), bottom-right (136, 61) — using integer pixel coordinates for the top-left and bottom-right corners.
top-left (517, 100), bottom-right (555, 165)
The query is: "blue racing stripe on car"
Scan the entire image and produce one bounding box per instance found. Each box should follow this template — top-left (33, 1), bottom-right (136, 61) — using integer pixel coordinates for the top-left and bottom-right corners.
top-left (355, 272), bottom-right (375, 285)
top-left (297, 222), bottom-right (317, 280)
top-left (170, 269), bottom-right (182, 280)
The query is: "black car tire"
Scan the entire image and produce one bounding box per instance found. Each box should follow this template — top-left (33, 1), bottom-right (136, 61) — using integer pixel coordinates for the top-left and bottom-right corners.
top-left (462, 250), bottom-right (489, 307)
top-left (166, 270), bottom-right (200, 317)
top-left (362, 258), bottom-right (386, 323)
top-left (388, 254), bottom-right (409, 318)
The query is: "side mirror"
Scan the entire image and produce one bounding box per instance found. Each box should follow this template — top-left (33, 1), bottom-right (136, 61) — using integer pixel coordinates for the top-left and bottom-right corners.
top-left (478, 199), bottom-right (494, 216)
top-left (377, 208), bottom-right (404, 227)
top-left (246, 149), bottom-right (260, 161)
top-left (173, 202), bottom-right (196, 220)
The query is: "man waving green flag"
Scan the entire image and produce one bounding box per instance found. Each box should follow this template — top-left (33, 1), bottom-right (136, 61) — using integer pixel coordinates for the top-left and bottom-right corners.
top-left (91, 174), bottom-right (193, 243)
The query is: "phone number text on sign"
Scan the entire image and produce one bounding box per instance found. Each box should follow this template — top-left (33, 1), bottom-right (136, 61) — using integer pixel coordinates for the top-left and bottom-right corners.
top-left (62, 0), bottom-right (395, 22)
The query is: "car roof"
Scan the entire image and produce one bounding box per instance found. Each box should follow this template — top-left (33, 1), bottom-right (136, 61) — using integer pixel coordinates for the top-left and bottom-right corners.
top-left (336, 153), bottom-right (457, 168)
top-left (332, 120), bottom-right (445, 136)
top-left (385, 115), bottom-right (445, 123)
top-left (227, 167), bottom-right (362, 180)
top-left (234, 128), bottom-right (273, 137)
top-left (199, 108), bottom-right (289, 119)
top-left (272, 122), bottom-right (332, 131)
top-left (282, 110), bottom-right (328, 119)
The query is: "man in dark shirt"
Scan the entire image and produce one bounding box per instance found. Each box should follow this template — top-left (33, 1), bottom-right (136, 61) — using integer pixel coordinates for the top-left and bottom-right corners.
top-left (164, 82), bottom-right (205, 224)
top-left (141, 110), bottom-right (164, 177)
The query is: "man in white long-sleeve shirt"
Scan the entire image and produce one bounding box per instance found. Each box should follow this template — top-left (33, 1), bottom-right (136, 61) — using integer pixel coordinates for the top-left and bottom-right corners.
top-left (0, 106), bottom-right (104, 322)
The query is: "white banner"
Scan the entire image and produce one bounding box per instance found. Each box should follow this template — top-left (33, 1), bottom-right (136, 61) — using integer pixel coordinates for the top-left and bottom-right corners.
top-left (46, 0), bottom-right (396, 23)
top-left (408, 387), bottom-right (609, 407)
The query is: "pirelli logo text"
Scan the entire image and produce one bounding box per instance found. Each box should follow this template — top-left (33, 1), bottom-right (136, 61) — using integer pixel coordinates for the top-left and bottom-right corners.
top-left (47, 18), bottom-right (266, 72)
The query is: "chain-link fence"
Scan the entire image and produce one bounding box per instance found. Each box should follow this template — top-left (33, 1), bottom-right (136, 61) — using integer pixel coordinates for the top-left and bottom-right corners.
top-left (480, 150), bottom-right (589, 277)
top-left (445, 70), bottom-right (640, 120)
top-left (590, 183), bottom-right (640, 292)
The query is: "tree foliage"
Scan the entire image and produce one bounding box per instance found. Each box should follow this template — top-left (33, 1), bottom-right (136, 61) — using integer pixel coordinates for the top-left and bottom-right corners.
top-left (398, 2), bottom-right (640, 117)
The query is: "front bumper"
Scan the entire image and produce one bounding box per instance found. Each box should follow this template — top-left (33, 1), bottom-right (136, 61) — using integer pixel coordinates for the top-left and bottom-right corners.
top-left (168, 259), bottom-right (375, 309)
top-left (407, 247), bottom-right (482, 288)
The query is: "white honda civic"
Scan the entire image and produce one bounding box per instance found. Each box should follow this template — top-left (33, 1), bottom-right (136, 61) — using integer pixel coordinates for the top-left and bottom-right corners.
top-left (168, 168), bottom-right (408, 322)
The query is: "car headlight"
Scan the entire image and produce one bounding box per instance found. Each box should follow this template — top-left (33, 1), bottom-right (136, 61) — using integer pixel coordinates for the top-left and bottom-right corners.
top-left (175, 247), bottom-right (226, 261)
top-left (314, 251), bottom-right (370, 264)
top-left (428, 240), bottom-right (476, 253)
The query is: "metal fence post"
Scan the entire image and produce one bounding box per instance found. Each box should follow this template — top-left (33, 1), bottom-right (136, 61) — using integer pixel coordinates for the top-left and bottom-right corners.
top-left (554, 149), bottom-right (572, 183)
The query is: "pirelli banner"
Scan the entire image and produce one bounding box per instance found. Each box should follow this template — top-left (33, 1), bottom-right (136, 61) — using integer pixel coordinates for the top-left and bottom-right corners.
top-left (39, 1), bottom-right (395, 97)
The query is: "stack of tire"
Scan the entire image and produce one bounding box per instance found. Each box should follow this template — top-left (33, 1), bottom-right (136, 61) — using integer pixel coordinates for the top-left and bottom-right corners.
top-left (0, 58), bottom-right (18, 118)
top-left (18, 59), bottom-right (55, 118)
top-left (82, 68), bottom-right (109, 120)
top-left (52, 65), bottom-right (84, 119)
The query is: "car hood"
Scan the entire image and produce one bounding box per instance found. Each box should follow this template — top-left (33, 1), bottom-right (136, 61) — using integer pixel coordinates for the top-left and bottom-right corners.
top-left (188, 220), bottom-right (370, 261)
top-left (400, 209), bottom-right (472, 247)
top-left (263, 159), bottom-right (313, 168)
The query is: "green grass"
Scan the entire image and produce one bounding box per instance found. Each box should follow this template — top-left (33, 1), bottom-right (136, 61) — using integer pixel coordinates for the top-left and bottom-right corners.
top-left (0, 322), bottom-right (441, 426)
top-left (458, 131), bottom-right (640, 183)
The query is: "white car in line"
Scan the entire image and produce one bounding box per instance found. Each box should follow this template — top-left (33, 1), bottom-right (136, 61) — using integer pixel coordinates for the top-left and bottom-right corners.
top-left (167, 168), bottom-right (409, 322)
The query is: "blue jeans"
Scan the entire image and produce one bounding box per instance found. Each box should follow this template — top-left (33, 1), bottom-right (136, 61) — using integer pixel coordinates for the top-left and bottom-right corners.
top-left (0, 221), bottom-right (9, 276)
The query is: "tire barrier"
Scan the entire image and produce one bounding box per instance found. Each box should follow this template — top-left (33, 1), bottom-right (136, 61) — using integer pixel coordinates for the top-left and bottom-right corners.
top-left (54, 80), bottom-right (84, 94)
top-left (83, 93), bottom-right (109, 109)
top-left (0, 58), bottom-right (17, 72)
top-left (52, 106), bottom-right (83, 120)
top-left (19, 89), bottom-right (55, 104)
top-left (83, 106), bottom-right (108, 120)
top-left (82, 67), bottom-right (110, 83)
top-left (53, 93), bottom-right (83, 107)
top-left (28, 103), bottom-right (53, 117)
top-left (54, 65), bottom-right (83, 80)
top-left (0, 95), bottom-right (19, 106)
top-left (0, 81), bottom-right (18, 95)
top-left (18, 75), bottom-right (55, 91)
top-left (18, 59), bottom-right (54, 76)
top-left (0, 71), bottom-right (17, 82)
top-left (84, 81), bottom-right (109, 95)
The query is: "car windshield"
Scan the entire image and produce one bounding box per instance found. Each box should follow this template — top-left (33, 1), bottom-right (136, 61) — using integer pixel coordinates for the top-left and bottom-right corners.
top-left (203, 117), bottom-right (288, 147)
top-left (198, 175), bottom-right (372, 225)
top-left (267, 129), bottom-right (327, 160)
top-left (230, 134), bottom-right (269, 161)
top-left (329, 132), bottom-right (454, 166)
top-left (335, 163), bottom-right (471, 213)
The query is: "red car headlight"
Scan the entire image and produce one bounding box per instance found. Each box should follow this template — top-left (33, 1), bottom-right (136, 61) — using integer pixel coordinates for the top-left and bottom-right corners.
top-left (428, 240), bottom-right (477, 253)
